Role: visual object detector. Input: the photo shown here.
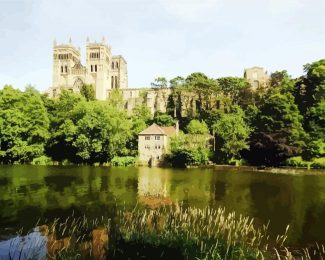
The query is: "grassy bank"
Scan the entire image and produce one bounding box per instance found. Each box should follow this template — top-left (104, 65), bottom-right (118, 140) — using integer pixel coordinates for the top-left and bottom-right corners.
top-left (3, 204), bottom-right (325, 259)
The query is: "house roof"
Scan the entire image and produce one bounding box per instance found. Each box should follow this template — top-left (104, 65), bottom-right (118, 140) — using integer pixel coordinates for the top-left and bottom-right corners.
top-left (139, 123), bottom-right (176, 136)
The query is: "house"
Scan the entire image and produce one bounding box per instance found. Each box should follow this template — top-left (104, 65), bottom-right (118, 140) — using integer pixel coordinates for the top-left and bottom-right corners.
top-left (138, 123), bottom-right (178, 166)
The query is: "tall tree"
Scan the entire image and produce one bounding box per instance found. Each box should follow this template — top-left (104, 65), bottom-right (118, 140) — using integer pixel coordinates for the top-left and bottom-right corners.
top-left (212, 106), bottom-right (251, 162)
top-left (80, 84), bottom-right (96, 101)
top-left (0, 86), bottom-right (49, 163)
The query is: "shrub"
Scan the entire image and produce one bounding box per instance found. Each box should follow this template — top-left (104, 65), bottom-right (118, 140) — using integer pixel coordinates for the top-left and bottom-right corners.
top-left (311, 157), bottom-right (325, 169)
top-left (31, 155), bottom-right (53, 165)
top-left (111, 156), bottom-right (135, 167)
top-left (285, 156), bottom-right (309, 168)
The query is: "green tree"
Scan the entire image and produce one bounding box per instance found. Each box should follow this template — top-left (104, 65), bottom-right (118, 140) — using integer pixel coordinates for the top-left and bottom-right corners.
top-left (186, 120), bottom-right (209, 134)
top-left (212, 106), bottom-right (251, 162)
top-left (0, 85), bottom-right (49, 163)
top-left (80, 84), bottom-right (95, 101)
top-left (151, 77), bottom-right (168, 89)
top-left (217, 77), bottom-right (251, 105)
top-left (127, 105), bottom-right (152, 155)
top-left (152, 111), bottom-right (175, 127)
top-left (244, 76), bottom-right (307, 166)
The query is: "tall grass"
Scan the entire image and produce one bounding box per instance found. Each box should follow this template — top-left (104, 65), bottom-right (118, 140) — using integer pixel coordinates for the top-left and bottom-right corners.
top-left (5, 205), bottom-right (325, 259)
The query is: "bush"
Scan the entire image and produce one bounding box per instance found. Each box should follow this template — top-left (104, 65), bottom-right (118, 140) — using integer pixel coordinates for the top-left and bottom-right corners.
top-left (111, 156), bottom-right (135, 167)
top-left (285, 156), bottom-right (309, 168)
top-left (31, 156), bottom-right (53, 165)
top-left (311, 157), bottom-right (325, 169)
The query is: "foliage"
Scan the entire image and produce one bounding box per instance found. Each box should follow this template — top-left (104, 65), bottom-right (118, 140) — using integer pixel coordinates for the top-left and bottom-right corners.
top-left (311, 157), bottom-right (325, 169)
top-left (285, 156), bottom-right (310, 168)
top-left (285, 156), bottom-right (325, 169)
top-left (0, 86), bottom-right (49, 163)
top-left (244, 75), bottom-right (307, 166)
top-left (151, 77), bottom-right (168, 89)
top-left (0, 58), bottom-right (324, 166)
top-left (31, 155), bottom-right (53, 165)
top-left (80, 84), bottom-right (95, 101)
top-left (152, 111), bottom-right (175, 127)
top-left (111, 156), bottom-right (135, 166)
top-left (186, 119), bottom-right (209, 134)
top-left (168, 132), bottom-right (211, 167)
top-left (212, 106), bottom-right (251, 162)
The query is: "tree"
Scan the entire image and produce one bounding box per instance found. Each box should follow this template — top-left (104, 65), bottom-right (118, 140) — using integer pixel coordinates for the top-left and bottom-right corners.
top-left (151, 77), bottom-right (168, 89)
top-left (212, 106), bottom-right (251, 162)
top-left (294, 60), bottom-right (325, 159)
top-left (186, 120), bottom-right (209, 135)
top-left (217, 77), bottom-right (251, 105)
top-left (168, 132), bottom-right (210, 167)
top-left (127, 105), bottom-right (152, 155)
top-left (152, 111), bottom-right (175, 127)
top-left (80, 84), bottom-right (95, 101)
top-left (0, 86), bottom-right (49, 163)
top-left (244, 76), bottom-right (307, 166)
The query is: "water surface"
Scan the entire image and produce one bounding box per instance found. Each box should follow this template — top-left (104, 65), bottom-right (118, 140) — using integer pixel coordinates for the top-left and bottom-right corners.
top-left (0, 165), bottom-right (324, 247)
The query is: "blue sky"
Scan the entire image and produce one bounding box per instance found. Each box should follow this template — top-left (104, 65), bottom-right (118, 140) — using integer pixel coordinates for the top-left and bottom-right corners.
top-left (0, 0), bottom-right (324, 91)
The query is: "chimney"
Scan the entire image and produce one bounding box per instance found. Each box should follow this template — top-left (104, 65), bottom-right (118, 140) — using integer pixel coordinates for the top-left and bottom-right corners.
top-left (175, 120), bottom-right (179, 136)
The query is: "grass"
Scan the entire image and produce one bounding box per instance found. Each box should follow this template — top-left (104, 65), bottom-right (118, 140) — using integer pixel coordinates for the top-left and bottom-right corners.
top-left (5, 204), bottom-right (325, 259)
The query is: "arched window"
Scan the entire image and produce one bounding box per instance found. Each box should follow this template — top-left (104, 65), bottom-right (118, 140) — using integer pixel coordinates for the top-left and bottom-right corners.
top-left (61, 66), bottom-right (63, 73)
top-left (95, 65), bottom-right (97, 72)
top-left (116, 62), bottom-right (118, 68)
top-left (112, 62), bottom-right (114, 69)
top-left (115, 76), bottom-right (118, 88)
top-left (91, 65), bottom-right (93, 72)
top-left (111, 76), bottom-right (114, 88)
top-left (253, 80), bottom-right (259, 89)
top-left (65, 66), bottom-right (68, 73)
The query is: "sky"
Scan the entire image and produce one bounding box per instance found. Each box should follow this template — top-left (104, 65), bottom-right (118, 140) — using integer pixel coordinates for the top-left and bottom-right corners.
top-left (0, 0), bottom-right (324, 91)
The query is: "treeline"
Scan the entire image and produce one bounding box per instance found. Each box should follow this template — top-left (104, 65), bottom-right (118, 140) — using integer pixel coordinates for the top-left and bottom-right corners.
top-left (0, 59), bottom-right (324, 167)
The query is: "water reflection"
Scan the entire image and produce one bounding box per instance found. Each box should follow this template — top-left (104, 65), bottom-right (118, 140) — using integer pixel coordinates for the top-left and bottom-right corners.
top-left (0, 165), bottom-right (325, 247)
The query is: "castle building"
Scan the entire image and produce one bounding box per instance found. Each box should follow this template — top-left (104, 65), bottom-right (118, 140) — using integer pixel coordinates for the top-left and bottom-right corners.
top-left (48, 38), bottom-right (128, 100)
top-left (244, 66), bottom-right (269, 90)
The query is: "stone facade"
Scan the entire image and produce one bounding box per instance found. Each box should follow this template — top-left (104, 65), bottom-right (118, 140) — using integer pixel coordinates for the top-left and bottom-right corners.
top-left (47, 38), bottom-right (128, 100)
top-left (244, 66), bottom-right (269, 90)
top-left (138, 123), bottom-right (178, 166)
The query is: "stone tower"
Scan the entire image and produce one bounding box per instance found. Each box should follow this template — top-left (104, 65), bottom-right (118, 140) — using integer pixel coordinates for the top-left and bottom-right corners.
top-left (85, 40), bottom-right (111, 100)
top-left (48, 38), bottom-right (128, 100)
top-left (244, 67), bottom-right (269, 90)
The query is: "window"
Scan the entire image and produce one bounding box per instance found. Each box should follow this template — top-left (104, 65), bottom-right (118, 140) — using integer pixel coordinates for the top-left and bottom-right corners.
top-left (145, 145), bottom-right (150, 149)
top-left (91, 65), bottom-right (93, 72)
top-left (111, 76), bottom-right (114, 88)
top-left (65, 66), bottom-right (68, 73)
top-left (112, 62), bottom-right (114, 69)
top-left (116, 62), bottom-right (119, 68)
top-left (61, 66), bottom-right (63, 73)
top-left (95, 65), bottom-right (97, 72)
top-left (145, 136), bottom-right (150, 140)
top-left (155, 136), bottom-right (160, 140)
top-left (115, 76), bottom-right (118, 88)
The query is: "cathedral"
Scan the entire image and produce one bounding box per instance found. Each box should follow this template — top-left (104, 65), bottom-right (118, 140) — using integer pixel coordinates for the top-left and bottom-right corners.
top-left (47, 38), bottom-right (128, 100)
top-left (47, 39), bottom-right (269, 116)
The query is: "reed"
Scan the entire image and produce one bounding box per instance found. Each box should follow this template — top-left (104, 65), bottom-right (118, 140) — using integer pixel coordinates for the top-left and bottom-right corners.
top-left (5, 204), bottom-right (325, 259)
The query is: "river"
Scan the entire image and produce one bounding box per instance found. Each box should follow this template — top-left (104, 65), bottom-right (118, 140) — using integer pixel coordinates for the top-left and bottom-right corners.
top-left (0, 165), bottom-right (324, 247)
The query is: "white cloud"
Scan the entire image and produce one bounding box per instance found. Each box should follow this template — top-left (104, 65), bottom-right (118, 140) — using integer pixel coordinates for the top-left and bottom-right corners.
top-left (160, 0), bottom-right (220, 21)
top-left (268, 0), bottom-right (305, 14)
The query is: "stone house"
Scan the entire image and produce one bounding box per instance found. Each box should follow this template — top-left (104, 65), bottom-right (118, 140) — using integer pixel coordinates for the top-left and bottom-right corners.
top-left (138, 123), bottom-right (178, 166)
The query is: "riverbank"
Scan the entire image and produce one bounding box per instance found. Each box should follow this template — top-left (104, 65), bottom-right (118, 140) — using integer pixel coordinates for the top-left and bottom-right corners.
top-left (209, 165), bottom-right (325, 175)
top-left (1, 204), bottom-right (324, 259)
